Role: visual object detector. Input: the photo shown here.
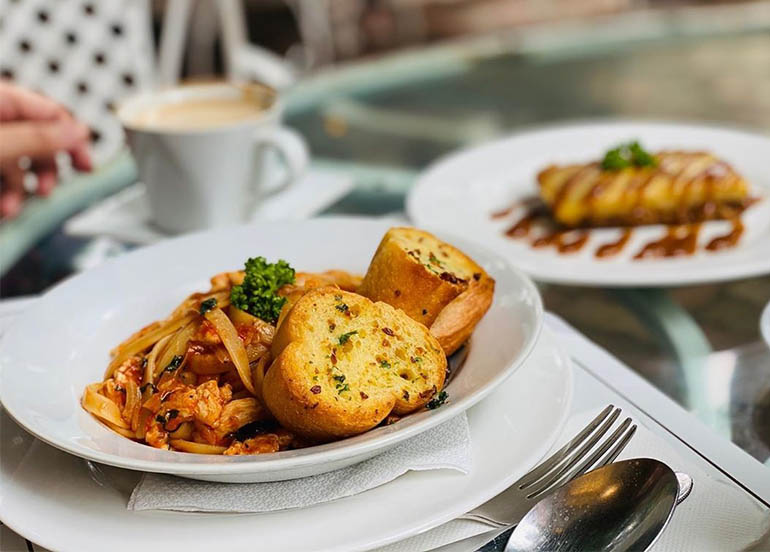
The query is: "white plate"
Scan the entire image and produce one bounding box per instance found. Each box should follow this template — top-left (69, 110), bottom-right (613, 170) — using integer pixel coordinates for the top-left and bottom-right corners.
top-left (761, 301), bottom-right (770, 349)
top-left (0, 218), bottom-right (542, 483)
top-left (407, 120), bottom-right (770, 287)
top-left (0, 327), bottom-right (573, 552)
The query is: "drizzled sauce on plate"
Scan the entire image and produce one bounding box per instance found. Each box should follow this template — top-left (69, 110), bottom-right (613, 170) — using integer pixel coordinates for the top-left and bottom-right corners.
top-left (595, 229), bottom-right (633, 258)
top-left (634, 224), bottom-right (701, 259)
top-left (705, 219), bottom-right (744, 251)
top-left (494, 197), bottom-right (754, 259)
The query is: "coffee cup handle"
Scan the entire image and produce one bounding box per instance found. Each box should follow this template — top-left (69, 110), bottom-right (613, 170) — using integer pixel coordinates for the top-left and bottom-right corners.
top-left (253, 126), bottom-right (309, 198)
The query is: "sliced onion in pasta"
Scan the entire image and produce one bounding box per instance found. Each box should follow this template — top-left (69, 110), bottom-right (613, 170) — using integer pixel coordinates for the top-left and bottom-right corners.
top-left (135, 408), bottom-right (152, 440)
top-left (123, 379), bottom-right (142, 432)
top-left (171, 290), bottom-right (231, 320)
top-left (154, 319), bottom-right (199, 380)
top-left (169, 439), bottom-right (227, 454)
top-left (204, 308), bottom-right (256, 395)
top-left (227, 304), bottom-right (259, 326)
top-left (169, 421), bottom-right (194, 441)
top-left (105, 312), bottom-right (197, 378)
top-left (144, 334), bottom-right (172, 388)
top-left (104, 419), bottom-right (137, 439)
top-left (82, 384), bottom-right (130, 429)
top-left (251, 354), bottom-right (270, 401)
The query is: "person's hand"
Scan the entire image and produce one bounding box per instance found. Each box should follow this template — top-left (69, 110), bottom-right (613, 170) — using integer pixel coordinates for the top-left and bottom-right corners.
top-left (0, 82), bottom-right (92, 218)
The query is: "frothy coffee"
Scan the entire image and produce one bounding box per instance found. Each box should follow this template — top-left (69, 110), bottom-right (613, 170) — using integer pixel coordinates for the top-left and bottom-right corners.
top-left (127, 94), bottom-right (267, 131)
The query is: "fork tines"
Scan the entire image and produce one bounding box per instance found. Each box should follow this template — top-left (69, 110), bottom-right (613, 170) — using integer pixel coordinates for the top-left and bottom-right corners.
top-left (517, 405), bottom-right (637, 499)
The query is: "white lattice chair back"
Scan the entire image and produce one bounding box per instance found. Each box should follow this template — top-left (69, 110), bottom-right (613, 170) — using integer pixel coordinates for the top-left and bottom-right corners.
top-left (0, 0), bottom-right (155, 165)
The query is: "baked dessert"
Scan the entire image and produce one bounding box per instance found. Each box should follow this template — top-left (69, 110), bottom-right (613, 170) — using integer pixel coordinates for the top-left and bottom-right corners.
top-left (357, 227), bottom-right (494, 355)
top-left (538, 148), bottom-right (750, 228)
top-left (263, 287), bottom-right (447, 442)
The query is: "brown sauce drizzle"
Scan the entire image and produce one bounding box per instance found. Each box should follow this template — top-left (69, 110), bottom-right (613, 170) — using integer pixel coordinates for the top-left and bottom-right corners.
top-left (532, 230), bottom-right (589, 254)
top-left (595, 229), bottom-right (633, 258)
top-left (504, 205), bottom-right (550, 238)
top-left (705, 219), bottom-right (744, 251)
top-left (633, 224), bottom-right (701, 259)
top-left (493, 194), bottom-right (754, 259)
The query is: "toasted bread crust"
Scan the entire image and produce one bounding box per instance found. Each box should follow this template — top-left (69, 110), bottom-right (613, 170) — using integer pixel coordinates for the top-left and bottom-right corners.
top-left (264, 287), bottom-right (446, 441)
top-left (357, 229), bottom-right (461, 327)
top-left (358, 227), bottom-right (495, 355)
top-left (430, 275), bottom-right (494, 355)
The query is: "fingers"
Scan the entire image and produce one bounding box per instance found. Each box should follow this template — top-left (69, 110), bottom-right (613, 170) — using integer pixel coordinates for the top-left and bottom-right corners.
top-left (32, 157), bottom-right (58, 196)
top-left (0, 118), bottom-right (90, 164)
top-left (0, 82), bottom-right (69, 122)
top-left (69, 141), bottom-right (93, 172)
top-left (0, 161), bottom-right (26, 218)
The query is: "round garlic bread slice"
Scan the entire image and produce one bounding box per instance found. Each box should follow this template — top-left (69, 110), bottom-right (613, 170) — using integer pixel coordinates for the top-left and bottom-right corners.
top-left (264, 287), bottom-right (447, 442)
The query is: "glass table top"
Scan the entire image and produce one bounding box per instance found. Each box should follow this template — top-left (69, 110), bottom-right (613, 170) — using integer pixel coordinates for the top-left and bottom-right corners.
top-left (285, 29), bottom-right (770, 469)
top-left (2, 21), bottom-right (769, 478)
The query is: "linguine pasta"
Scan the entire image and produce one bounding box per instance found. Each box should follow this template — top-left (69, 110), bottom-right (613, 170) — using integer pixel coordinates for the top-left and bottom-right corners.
top-left (82, 269), bottom-right (361, 455)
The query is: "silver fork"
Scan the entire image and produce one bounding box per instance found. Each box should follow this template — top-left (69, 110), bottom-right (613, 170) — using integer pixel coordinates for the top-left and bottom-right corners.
top-left (460, 404), bottom-right (636, 528)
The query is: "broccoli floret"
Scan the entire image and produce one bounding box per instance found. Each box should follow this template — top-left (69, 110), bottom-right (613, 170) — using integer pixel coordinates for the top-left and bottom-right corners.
top-left (230, 257), bottom-right (295, 323)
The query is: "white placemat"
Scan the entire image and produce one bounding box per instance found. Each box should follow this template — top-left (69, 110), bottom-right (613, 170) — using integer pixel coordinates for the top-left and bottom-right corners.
top-left (376, 376), bottom-right (770, 551)
top-left (2, 301), bottom-right (767, 552)
top-left (128, 412), bottom-right (471, 513)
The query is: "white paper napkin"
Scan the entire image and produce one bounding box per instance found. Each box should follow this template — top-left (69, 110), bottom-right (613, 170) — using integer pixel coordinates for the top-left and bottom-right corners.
top-left (128, 412), bottom-right (472, 513)
top-left (375, 412), bottom-right (770, 552)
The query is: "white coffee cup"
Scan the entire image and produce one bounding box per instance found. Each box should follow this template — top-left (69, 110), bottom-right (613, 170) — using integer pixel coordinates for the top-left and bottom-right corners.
top-left (116, 82), bottom-right (308, 233)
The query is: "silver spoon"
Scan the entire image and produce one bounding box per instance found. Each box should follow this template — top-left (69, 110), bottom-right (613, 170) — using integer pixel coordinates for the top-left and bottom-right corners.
top-left (505, 458), bottom-right (692, 552)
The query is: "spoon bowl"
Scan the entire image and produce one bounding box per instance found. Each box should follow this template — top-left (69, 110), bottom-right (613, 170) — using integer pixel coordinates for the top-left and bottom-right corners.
top-left (506, 458), bottom-right (681, 552)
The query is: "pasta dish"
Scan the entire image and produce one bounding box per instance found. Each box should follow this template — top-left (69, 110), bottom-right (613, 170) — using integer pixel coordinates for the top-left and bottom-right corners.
top-left (82, 228), bottom-right (495, 455)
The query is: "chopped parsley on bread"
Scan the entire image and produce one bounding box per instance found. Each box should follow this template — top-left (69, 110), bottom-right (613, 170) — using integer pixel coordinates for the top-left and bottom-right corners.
top-left (263, 288), bottom-right (447, 442)
top-left (357, 227), bottom-right (494, 355)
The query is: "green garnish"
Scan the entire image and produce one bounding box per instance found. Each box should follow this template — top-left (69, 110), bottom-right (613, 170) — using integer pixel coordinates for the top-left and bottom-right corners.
top-left (230, 257), bottom-right (295, 324)
top-left (426, 390), bottom-right (448, 410)
top-left (335, 303), bottom-right (349, 313)
top-left (333, 374), bottom-right (346, 383)
top-left (601, 141), bottom-right (657, 171)
top-left (162, 355), bottom-right (184, 374)
top-left (155, 409), bottom-right (180, 430)
top-left (199, 297), bottom-right (217, 315)
top-left (338, 331), bottom-right (358, 345)
top-left (336, 383), bottom-right (350, 394)
top-left (428, 252), bottom-right (443, 266)
top-left (380, 359), bottom-right (391, 369)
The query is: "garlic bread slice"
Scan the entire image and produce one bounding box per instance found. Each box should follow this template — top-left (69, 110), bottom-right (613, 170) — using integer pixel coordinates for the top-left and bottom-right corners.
top-left (358, 227), bottom-right (494, 355)
top-left (264, 287), bottom-right (446, 442)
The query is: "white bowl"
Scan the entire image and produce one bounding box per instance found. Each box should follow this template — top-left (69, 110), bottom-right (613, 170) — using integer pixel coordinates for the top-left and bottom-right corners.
top-left (0, 218), bottom-right (542, 482)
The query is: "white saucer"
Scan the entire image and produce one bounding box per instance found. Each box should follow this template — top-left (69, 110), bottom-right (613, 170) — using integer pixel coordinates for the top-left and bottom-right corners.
top-left (0, 327), bottom-right (572, 552)
top-left (408, 120), bottom-right (770, 287)
top-left (64, 167), bottom-right (354, 245)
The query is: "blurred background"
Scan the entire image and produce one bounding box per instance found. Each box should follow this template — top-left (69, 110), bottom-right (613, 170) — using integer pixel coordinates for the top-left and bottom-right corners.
top-left (1, 0), bottom-right (770, 468)
top-left (1, 0), bottom-right (769, 170)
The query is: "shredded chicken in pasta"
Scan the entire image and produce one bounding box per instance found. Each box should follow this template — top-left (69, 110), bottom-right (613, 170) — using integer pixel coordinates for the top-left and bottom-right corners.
top-left (82, 269), bottom-right (361, 454)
